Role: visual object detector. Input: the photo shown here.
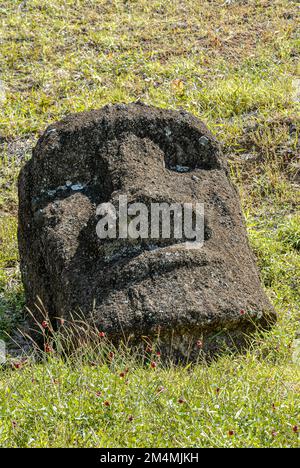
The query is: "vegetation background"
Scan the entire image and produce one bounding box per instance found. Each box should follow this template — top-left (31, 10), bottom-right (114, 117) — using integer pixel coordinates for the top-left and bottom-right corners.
top-left (0, 0), bottom-right (299, 448)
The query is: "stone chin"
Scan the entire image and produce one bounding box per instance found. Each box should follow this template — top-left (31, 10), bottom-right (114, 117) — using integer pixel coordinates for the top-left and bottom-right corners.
top-left (64, 242), bottom-right (274, 360)
top-left (18, 103), bottom-right (276, 360)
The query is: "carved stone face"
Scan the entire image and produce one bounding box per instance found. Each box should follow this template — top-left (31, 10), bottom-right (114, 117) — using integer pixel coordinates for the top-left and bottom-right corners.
top-left (18, 104), bottom-right (275, 359)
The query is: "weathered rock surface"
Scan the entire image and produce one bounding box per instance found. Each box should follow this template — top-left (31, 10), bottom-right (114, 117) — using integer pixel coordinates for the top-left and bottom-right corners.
top-left (18, 103), bottom-right (275, 359)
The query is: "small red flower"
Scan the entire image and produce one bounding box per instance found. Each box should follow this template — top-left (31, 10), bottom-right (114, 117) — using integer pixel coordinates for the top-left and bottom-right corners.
top-left (196, 340), bottom-right (203, 349)
top-left (44, 343), bottom-right (53, 353)
top-left (119, 372), bottom-right (125, 378)
top-left (228, 430), bottom-right (234, 436)
top-left (292, 425), bottom-right (298, 433)
top-left (178, 398), bottom-right (185, 404)
top-left (128, 415), bottom-right (133, 422)
top-left (98, 331), bottom-right (105, 338)
top-left (103, 400), bottom-right (110, 407)
top-left (13, 362), bottom-right (22, 369)
top-left (41, 320), bottom-right (48, 329)
top-left (156, 351), bottom-right (161, 357)
top-left (240, 309), bottom-right (246, 315)
top-left (150, 361), bottom-right (157, 369)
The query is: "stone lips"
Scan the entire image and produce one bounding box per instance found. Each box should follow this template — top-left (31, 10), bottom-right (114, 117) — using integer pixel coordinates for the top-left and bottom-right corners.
top-left (18, 103), bottom-right (276, 359)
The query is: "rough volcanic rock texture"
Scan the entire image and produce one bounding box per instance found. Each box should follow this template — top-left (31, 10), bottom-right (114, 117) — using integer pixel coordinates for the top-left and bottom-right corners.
top-left (18, 103), bottom-right (275, 359)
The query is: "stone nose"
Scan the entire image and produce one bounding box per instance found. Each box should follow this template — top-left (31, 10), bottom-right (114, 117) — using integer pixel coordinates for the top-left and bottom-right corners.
top-left (106, 134), bottom-right (169, 197)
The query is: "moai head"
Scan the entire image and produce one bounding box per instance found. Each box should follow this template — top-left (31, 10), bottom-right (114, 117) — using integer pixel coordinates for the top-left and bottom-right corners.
top-left (18, 103), bottom-right (275, 359)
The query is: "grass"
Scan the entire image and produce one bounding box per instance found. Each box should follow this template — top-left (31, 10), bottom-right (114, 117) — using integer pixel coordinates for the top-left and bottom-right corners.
top-left (0, 0), bottom-right (299, 448)
top-left (0, 339), bottom-right (299, 448)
